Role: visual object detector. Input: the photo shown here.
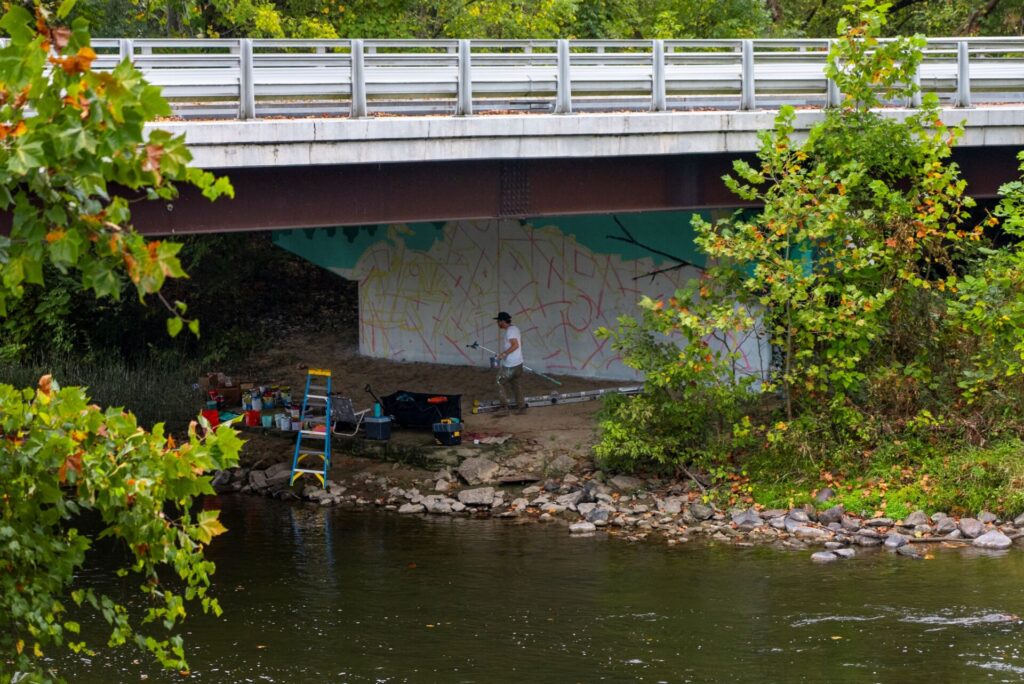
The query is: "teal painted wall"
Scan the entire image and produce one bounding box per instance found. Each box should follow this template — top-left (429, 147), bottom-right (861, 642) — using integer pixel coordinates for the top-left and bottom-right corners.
top-left (271, 212), bottom-right (707, 275)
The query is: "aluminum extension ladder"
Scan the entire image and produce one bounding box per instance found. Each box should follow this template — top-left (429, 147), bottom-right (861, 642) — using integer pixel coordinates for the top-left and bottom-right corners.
top-left (471, 385), bottom-right (643, 414)
top-left (289, 368), bottom-right (333, 488)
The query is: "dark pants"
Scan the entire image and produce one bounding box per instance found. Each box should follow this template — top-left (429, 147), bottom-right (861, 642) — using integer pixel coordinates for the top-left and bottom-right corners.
top-left (497, 364), bottom-right (524, 408)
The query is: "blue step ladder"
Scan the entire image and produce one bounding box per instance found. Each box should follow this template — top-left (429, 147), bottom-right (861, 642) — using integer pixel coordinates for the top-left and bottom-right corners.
top-left (289, 368), bottom-right (333, 488)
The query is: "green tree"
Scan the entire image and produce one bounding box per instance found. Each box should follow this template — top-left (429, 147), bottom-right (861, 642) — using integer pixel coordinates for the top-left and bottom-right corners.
top-left (597, 1), bottom-right (989, 474)
top-left (0, 3), bottom-right (239, 681)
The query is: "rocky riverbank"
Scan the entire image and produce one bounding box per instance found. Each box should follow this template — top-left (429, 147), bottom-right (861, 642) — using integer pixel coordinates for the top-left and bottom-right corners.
top-left (212, 451), bottom-right (1024, 563)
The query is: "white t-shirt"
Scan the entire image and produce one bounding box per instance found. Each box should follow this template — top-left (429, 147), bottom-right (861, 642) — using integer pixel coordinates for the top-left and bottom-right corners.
top-left (501, 325), bottom-right (524, 368)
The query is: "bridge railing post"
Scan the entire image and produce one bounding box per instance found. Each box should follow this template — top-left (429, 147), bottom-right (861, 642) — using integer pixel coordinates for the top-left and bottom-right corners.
top-left (350, 38), bottom-right (367, 118)
top-left (457, 39), bottom-right (473, 116)
top-left (956, 40), bottom-right (972, 108)
top-left (909, 65), bottom-right (922, 108)
top-left (239, 38), bottom-right (256, 120)
top-left (739, 39), bottom-right (756, 111)
top-left (651, 39), bottom-right (666, 112)
top-left (555, 39), bottom-right (572, 114)
top-left (825, 39), bottom-right (841, 108)
top-left (118, 38), bottom-right (134, 64)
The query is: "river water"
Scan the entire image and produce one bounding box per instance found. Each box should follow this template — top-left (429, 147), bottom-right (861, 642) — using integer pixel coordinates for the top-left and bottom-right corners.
top-left (59, 496), bottom-right (1024, 683)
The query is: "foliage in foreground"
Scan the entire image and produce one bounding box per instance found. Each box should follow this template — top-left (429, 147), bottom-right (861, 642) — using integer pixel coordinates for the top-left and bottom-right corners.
top-left (0, 378), bottom-right (242, 679)
top-left (0, 3), bottom-right (238, 680)
top-left (597, 2), bottom-right (1024, 515)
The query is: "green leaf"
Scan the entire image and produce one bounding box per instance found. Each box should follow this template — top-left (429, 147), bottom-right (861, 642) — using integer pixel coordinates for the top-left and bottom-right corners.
top-left (57, 0), bottom-right (78, 19)
top-left (166, 316), bottom-right (183, 338)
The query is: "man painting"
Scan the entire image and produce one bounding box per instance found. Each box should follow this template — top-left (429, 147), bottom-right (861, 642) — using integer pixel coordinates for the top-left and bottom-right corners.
top-left (493, 311), bottom-right (527, 415)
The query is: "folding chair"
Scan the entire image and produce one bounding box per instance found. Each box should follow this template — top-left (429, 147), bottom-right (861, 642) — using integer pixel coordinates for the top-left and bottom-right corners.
top-left (330, 395), bottom-right (370, 437)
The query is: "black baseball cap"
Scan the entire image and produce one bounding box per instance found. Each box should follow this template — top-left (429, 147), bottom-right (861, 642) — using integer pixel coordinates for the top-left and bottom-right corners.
top-left (493, 312), bottom-right (512, 322)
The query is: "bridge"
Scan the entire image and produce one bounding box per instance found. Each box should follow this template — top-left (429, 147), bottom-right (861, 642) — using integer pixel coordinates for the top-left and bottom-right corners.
top-left (105, 37), bottom-right (1024, 234)
top-left (84, 39), bottom-right (1024, 377)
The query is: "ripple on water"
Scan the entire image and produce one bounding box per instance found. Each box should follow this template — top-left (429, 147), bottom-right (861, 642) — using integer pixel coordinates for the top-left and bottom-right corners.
top-left (790, 614), bottom-right (886, 628)
top-left (968, 660), bottom-right (1024, 675)
top-left (899, 611), bottom-right (1022, 627)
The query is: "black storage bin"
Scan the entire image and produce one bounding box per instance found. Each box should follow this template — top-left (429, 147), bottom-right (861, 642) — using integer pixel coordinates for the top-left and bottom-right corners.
top-left (381, 390), bottom-right (461, 428)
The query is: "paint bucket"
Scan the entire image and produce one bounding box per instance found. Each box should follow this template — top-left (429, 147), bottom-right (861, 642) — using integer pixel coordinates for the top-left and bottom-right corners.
top-left (252, 396), bottom-right (263, 412)
top-left (276, 413), bottom-right (290, 430)
top-left (205, 400), bottom-right (218, 410)
top-left (290, 419), bottom-right (301, 431)
top-left (245, 410), bottom-right (261, 427)
top-left (261, 415), bottom-right (273, 429)
top-left (201, 409), bottom-right (220, 428)
top-left (290, 404), bottom-right (300, 419)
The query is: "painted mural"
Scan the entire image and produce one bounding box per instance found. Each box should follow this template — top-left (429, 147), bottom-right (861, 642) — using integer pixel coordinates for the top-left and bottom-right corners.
top-left (273, 213), bottom-right (767, 381)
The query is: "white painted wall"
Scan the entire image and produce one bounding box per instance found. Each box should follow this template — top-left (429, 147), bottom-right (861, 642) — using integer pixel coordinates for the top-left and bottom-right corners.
top-left (322, 219), bottom-right (767, 381)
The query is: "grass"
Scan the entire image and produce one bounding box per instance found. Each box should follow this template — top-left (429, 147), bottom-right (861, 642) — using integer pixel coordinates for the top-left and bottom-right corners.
top-left (740, 438), bottom-right (1024, 519)
top-left (0, 354), bottom-right (203, 431)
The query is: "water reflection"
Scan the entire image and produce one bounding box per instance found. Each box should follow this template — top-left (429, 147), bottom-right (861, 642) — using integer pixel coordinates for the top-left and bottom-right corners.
top-left (56, 496), bottom-right (1024, 683)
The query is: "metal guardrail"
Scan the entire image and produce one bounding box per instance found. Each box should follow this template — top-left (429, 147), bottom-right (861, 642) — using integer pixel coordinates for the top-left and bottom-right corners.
top-left (11, 37), bottom-right (1024, 118)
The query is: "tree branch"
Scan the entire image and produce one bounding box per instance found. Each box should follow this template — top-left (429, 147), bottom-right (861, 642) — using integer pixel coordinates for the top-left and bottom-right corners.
top-left (607, 215), bottom-right (703, 283)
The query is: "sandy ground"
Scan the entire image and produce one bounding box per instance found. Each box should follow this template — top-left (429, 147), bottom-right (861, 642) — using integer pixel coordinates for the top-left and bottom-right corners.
top-left (235, 330), bottom-right (631, 473)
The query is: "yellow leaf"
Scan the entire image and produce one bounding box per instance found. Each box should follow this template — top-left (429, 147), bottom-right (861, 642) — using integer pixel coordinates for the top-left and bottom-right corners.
top-left (196, 513), bottom-right (228, 543)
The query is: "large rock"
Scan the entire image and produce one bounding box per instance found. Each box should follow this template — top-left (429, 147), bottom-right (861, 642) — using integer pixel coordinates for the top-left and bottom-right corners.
top-left (586, 507), bottom-right (612, 524)
top-left (788, 509), bottom-right (811, 523)
top-left (659, 496), bottom-right (684, 515)
top-left (211, 470), bottom-right (233, 492)
top-left (854, 534), bottom-right (883, 547)
top-left (424, 496), bottom-right (453, 514)
top-left (960, 517), bottom-right (986, 539)
top-left (884, 534), bottom-right (910, 550)
top-left (897, 544), bottom-right (923, 559)
top-left (903, 510), bottom-right (930, 527)
top-left (1014, 512), bottom-right (1024, 528)
top-left (818, 505), bottom-right (845, 526)
top-left (557, 490), bottom-right (584, 507)
top-left (458, 457), bottom-right (500, 485)
top-left (935, 517), bottom-right (958, 534)
top-left (690, 503), bottom-right (714, 521)
top-left (248, 469), bottom-right (268, 491)
top-left (264, 462), bottom-right (292, 486)
top-left (973, 530), bottom-right (1012, 550)
top-left (570, 521), bottom-right (597, 534)
top-left (458, 487), bottom-right (496, 506)
top-left (793, 526), bottom-right (830, 541)
top-left (732, 509), bottom-right (763, 530)
top-left (811, 551), bottom-right (840, 563)
top-left (978, 510), bottom-right (998, 524)
top-left (398, 503), bottom-right (425, 514)
top-left (609, 475), bottom-right (643, 492)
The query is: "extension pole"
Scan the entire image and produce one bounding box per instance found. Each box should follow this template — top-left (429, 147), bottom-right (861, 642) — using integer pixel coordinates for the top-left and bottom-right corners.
top-left (466, 342), bottom-right (562, 386)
